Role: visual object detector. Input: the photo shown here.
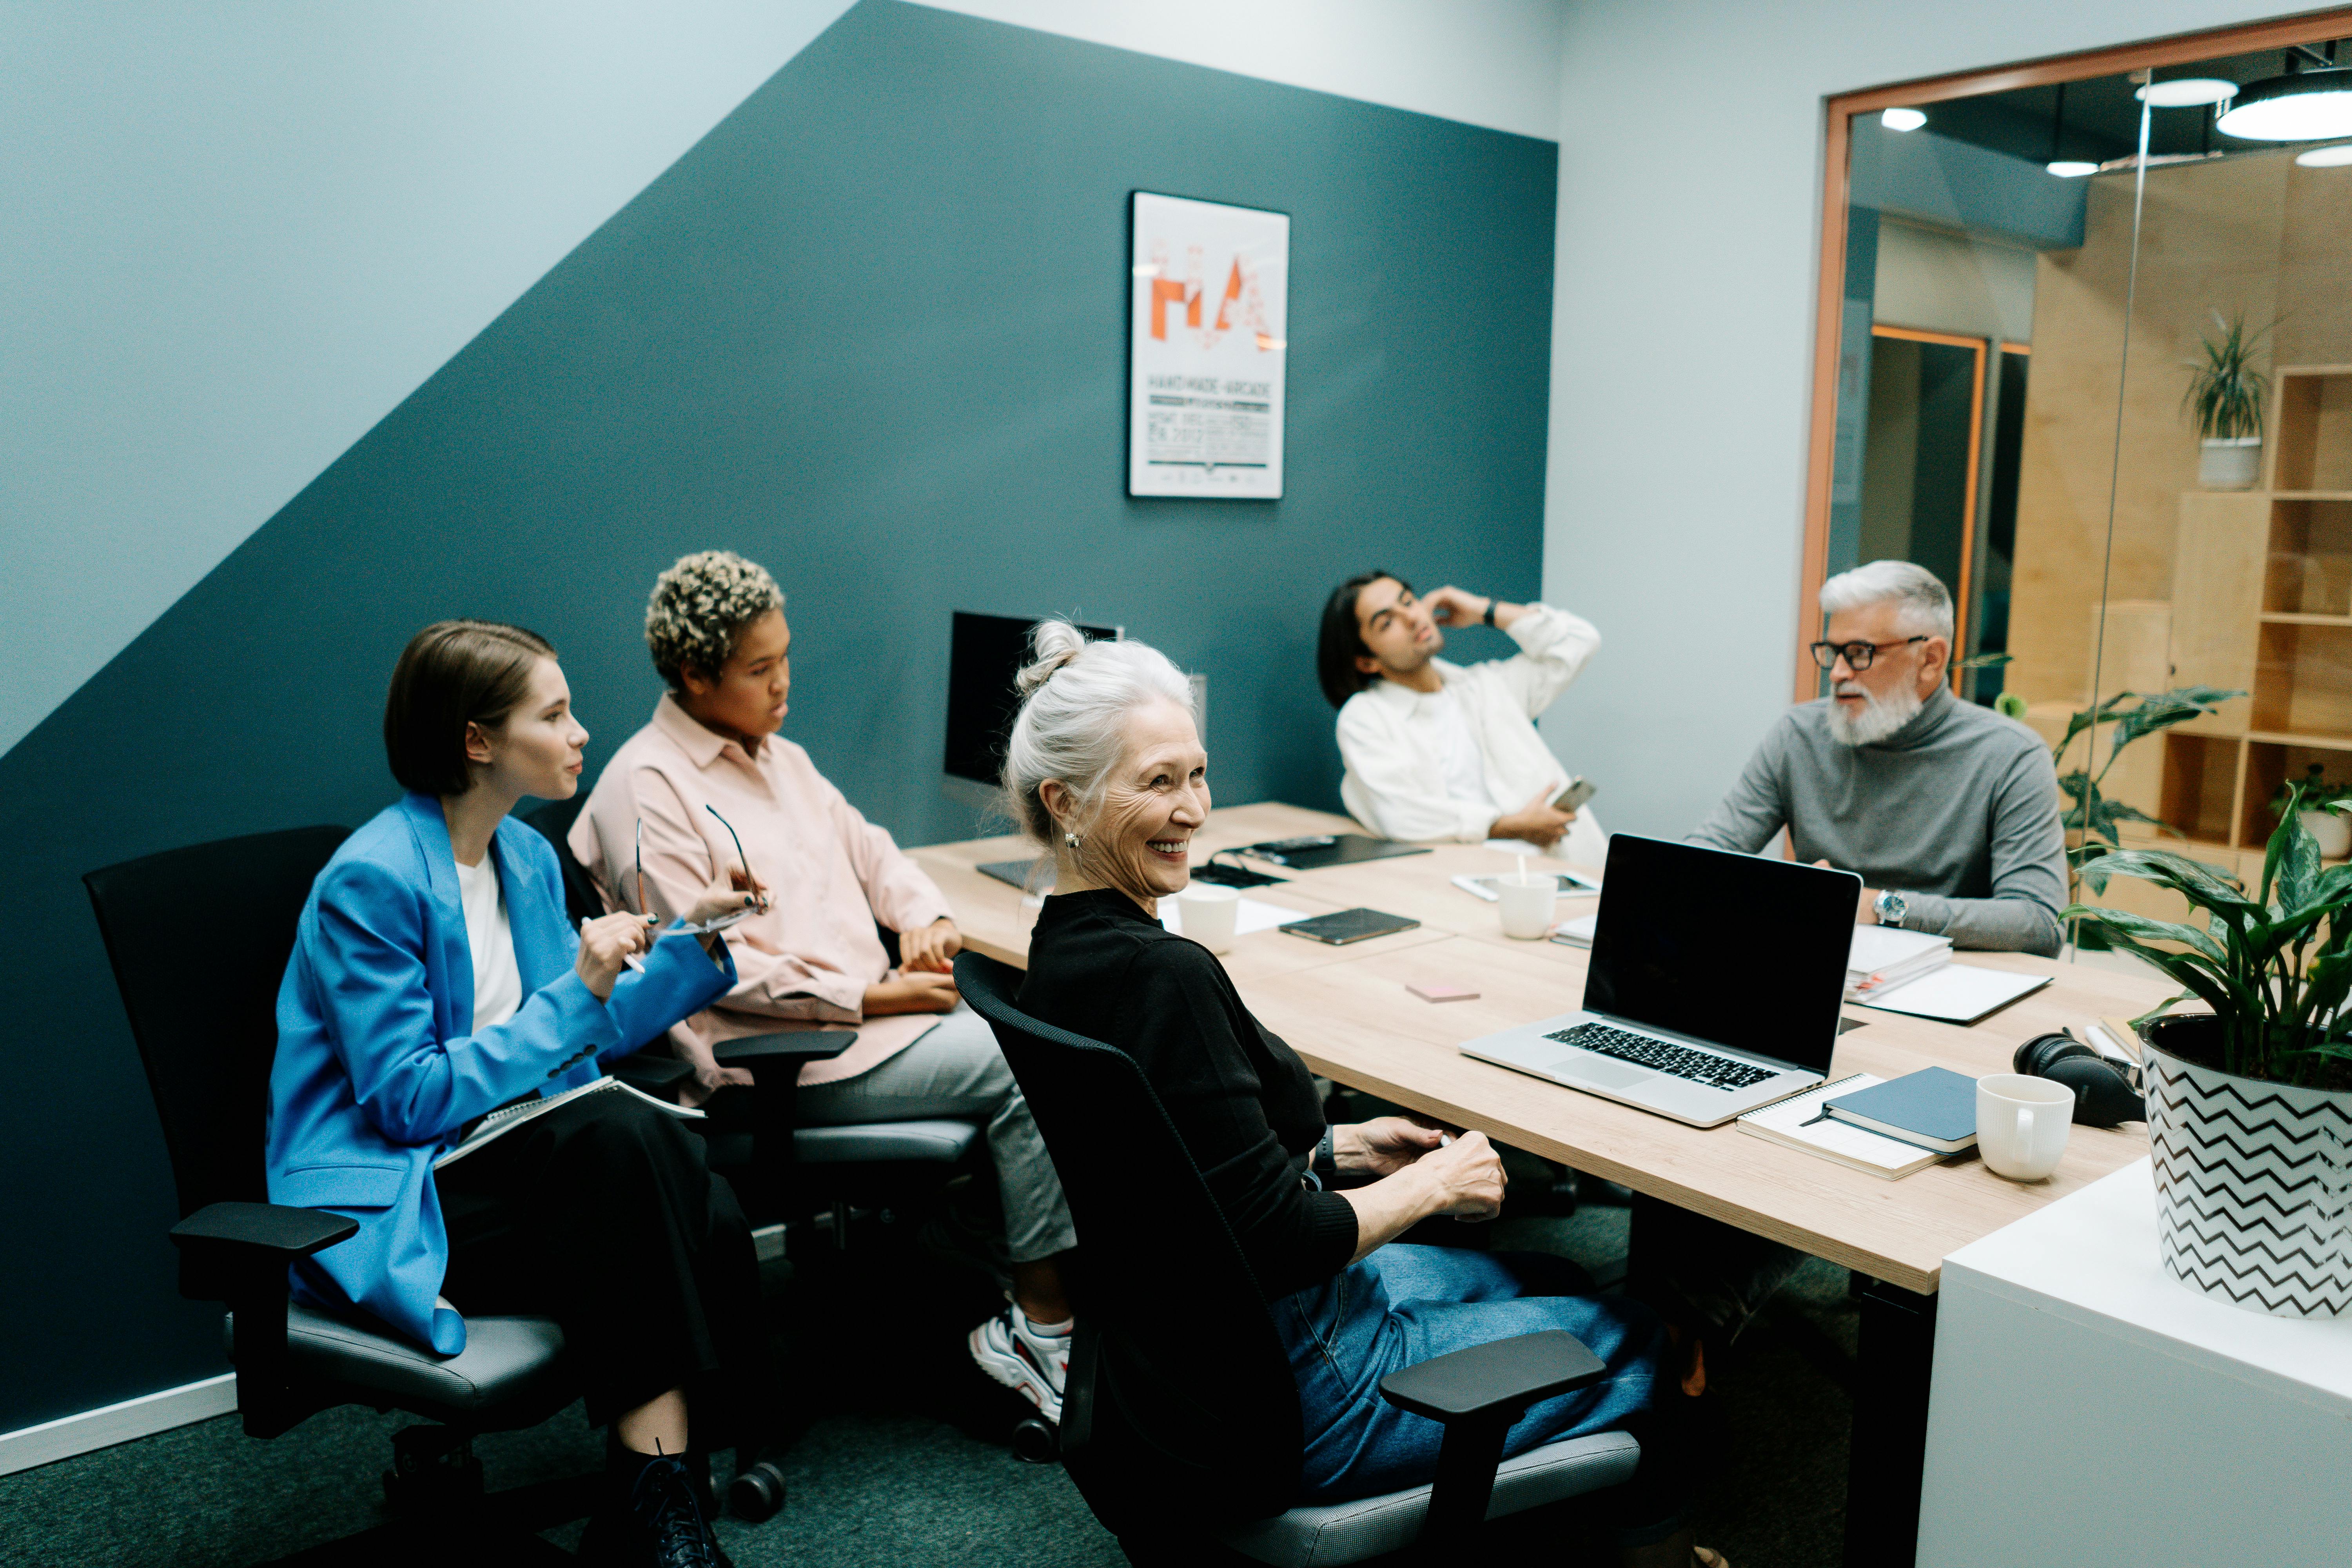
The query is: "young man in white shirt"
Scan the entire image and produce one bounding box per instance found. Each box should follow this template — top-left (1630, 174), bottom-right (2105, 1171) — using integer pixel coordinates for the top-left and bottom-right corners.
top-left (1318, 571), bottom-right (1606, 863)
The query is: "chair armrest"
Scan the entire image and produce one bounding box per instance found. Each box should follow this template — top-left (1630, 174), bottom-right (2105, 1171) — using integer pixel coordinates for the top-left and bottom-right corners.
top-left (170, 1201), bottom-right (356, 1304)
top-left (1379, 1329), bottom-right (1605, 1424)
top-left (715, 1031), bottom-right (856, 1066)
top-left (610, 1050), bottom-right (697, 1096)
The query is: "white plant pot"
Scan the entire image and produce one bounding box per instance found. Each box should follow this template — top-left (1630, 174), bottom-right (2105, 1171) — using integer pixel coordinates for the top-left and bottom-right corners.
top-left (2199, 436), bottom-right (2262, 490)
top-left (2299, 808), bottom-right (2352, 860)
top-left (2143, 1016), bottom-right (2352, 1319)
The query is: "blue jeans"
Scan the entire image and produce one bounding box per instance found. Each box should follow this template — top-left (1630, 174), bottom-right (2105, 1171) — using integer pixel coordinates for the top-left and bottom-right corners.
top-left (1272, 1245), bottom-right (1672, 1519)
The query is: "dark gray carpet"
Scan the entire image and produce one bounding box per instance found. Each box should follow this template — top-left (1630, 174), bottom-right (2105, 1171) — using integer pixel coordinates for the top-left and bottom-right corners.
top-left (0, 1189), bottom-right (1856, 1568)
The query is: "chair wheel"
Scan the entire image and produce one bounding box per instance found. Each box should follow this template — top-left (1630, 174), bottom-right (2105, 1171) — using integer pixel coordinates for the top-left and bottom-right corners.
top-left (728, 1460), bottom-right (787, 1521)
top-left (1009, 1415), bottom-right (1060, 1464)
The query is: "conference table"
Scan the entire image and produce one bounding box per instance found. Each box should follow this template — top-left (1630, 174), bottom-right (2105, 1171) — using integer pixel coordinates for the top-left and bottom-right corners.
top-left (909, 801), bottom-right (2169, 1567)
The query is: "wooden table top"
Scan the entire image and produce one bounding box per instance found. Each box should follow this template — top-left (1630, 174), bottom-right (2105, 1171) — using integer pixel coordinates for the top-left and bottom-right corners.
top-left (910, 801), bottom-right (2170, 1294)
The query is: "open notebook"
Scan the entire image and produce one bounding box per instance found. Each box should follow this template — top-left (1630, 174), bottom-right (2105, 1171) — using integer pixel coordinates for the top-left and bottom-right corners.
top-left (434, 1076), bottom-right (701, 1170)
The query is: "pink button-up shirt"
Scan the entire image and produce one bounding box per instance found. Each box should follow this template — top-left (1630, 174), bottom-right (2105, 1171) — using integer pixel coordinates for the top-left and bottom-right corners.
top-left (570, 695), bottom-right (954, 1085)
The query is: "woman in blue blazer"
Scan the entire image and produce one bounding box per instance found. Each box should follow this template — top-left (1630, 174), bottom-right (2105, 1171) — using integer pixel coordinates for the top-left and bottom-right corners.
top-left (270, 620), bottom-right (761, 1566)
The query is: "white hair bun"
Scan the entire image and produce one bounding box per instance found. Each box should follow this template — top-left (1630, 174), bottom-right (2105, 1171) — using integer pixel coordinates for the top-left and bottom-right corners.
top-left (1016, 619), bottom-right (1089, 696)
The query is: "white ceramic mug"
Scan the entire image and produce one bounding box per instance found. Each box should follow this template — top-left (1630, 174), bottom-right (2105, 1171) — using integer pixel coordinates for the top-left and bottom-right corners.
top-left (1496, 873), bottom-right (1555, 940)
top-left (1175, 882), bottom-right (1241, 953)
top-left (1976, 1073), bottom-right (2074, 1181)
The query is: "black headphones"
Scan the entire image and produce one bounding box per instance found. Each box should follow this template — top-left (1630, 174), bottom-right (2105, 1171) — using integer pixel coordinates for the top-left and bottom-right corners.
top-left (2011, 1033), bottom-right (2143, 1127)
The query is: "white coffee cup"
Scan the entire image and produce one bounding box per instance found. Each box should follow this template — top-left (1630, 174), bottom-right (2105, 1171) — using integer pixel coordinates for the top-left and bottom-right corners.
top-left (1175, 882), bottom-right (1241, 953)
top-left (1496, 873), bottom-right (1555, 940)
top-left (1976, 1073), bottom-right (2073, 1182)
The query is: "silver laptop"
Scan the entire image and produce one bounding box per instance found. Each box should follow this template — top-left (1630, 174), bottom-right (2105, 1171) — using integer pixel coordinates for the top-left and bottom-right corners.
top-left (1459, 835), bottom-right (1857, 1127)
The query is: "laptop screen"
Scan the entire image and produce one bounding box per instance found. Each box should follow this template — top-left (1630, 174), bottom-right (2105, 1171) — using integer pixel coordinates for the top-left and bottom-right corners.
top-left (1582, 835), bottom-right (1858, 1073)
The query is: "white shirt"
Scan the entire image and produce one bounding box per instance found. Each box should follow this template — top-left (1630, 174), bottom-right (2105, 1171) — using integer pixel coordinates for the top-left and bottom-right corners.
top-left (1335, 601), bottom-right (1608, 865)
top-left (454, 855), bottom-right (523, 1030)
top-left (1428, 685), bottom-right (1496, 809)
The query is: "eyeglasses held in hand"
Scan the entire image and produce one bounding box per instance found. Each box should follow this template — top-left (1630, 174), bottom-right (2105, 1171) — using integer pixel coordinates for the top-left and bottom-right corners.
top-left (1807, 635), bottom-right (1927, 672)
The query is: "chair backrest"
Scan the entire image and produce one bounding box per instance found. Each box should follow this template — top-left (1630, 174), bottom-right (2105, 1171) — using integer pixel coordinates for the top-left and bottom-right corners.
top-left (84, 825), bottom-right (351, 1218)
top-left (955, 952), bottom-right (1302, 1531)
top-left (520, 794), bottom-right (607, 927)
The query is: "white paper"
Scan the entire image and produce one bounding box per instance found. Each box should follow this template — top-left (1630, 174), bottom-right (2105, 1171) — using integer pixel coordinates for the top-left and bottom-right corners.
top-left (1740, 1075), bottom-right (1936, 1174)
top-left (1846, 924), bottom-right (1951, 972)
top-left (1160, 897), bottom-right (1298, 938)
top-left (1128, 193), bottom-right (1288, 499)
top-left (1854, 962), bottom-right (2051, 1023)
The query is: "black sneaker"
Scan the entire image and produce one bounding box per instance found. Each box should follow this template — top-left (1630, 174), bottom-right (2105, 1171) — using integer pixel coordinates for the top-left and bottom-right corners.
top-left (579, 1453), bottom-right (726, 1568)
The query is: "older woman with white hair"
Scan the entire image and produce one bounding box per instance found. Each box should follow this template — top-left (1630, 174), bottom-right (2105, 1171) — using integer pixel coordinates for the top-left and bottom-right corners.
top-left (1005, 622), bottom-right (1720, 1568)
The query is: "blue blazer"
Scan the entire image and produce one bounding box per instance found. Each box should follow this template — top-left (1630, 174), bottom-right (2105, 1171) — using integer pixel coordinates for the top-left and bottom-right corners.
top-left (267, 793), bottom-right (735, 1354)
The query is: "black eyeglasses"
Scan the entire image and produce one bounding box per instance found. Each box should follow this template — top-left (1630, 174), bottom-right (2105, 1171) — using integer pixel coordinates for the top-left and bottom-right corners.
top-left (1808, 636), bottom-right (1927, 671)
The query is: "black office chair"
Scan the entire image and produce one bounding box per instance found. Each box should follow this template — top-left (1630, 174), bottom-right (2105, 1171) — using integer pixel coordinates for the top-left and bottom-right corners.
top-left (85, 826), bottom-right (598, 1561)
top-left (956, 952), bottom-right (1644, 1565)
top-left (518, 799), bottom-right (1005, 1495)
top-left (520, 795), bottom-right (985, 1250)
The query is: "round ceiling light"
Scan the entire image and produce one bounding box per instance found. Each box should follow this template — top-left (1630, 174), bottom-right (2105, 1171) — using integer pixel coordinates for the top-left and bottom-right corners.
top-left (2296, 142), bottom-right (2352, 166)
top-left (2136, 78), bottom-right (2238, 107)
top-left (2047, 160), bottom-right (2100, 178)
top-left (1880, 107), bottom-right (1927, 132)
top-left (2215, 67), bottom-right (2352, 140)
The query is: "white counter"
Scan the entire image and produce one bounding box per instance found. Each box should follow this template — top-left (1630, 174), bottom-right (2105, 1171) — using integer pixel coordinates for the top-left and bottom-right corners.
top-left (1917, 1158), bottom-right (2352, 1566)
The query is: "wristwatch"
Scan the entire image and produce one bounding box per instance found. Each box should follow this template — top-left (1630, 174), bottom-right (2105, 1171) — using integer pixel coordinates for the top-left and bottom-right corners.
top-left (1874, 890), bottom-right (1909, 927)
top-left (1482, 597), bottom-right (1498, 627)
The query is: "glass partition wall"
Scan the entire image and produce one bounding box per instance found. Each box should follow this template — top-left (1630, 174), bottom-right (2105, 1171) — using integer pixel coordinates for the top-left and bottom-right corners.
top-left (1805, 11), bottom-right (2352, 945)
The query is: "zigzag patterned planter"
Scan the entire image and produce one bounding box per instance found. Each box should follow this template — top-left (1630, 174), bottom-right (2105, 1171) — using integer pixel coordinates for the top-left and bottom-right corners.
top-left (2143, 1017), bottom-right (2352, 1319)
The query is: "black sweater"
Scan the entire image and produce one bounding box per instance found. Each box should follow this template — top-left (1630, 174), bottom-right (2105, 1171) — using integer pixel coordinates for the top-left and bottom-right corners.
top-left (1016, 887), bottom-right (1359, 1299)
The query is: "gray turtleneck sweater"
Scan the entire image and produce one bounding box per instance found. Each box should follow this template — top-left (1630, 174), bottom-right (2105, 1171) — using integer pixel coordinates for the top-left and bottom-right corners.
top-left (1688, 687), bottom-right (2067, 955)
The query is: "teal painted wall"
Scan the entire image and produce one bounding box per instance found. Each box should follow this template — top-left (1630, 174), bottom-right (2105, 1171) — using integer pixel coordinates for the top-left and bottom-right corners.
top-left (0, 0), bottom-right (1555, 1430)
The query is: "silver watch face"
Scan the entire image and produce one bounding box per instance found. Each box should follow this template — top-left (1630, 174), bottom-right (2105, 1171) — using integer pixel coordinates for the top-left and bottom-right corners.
top-left (1876, 891), bottom-right (1907, 922)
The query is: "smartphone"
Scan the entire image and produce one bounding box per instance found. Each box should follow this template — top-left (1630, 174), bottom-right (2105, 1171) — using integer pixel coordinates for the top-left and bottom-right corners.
top-left (1553, 777), bottom-right (1597, 814)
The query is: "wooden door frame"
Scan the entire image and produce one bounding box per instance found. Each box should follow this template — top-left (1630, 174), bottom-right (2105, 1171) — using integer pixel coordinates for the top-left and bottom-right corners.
top-left (1864, 323), bottom-right (1988, 681)
top-left (1794, 6), bottom-right (2352, 702)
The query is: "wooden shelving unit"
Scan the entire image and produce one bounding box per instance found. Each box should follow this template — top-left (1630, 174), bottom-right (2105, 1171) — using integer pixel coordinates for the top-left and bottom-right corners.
top-left (2165, 367), bottom-right (2352, 862)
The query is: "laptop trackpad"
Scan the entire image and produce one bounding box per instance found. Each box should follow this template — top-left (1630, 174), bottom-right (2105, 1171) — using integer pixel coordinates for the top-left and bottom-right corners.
top-left (1544, 1054), bottom-right (1655, 1091)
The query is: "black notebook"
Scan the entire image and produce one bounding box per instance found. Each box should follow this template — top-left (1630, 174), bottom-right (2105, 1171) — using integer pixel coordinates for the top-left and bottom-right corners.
top-left (1237, 834), bottom-right (1433, 870)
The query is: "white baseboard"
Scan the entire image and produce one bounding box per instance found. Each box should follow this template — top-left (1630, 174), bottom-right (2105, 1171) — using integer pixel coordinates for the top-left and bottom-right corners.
top-left (0, 1372), bottom-right (237, 1477)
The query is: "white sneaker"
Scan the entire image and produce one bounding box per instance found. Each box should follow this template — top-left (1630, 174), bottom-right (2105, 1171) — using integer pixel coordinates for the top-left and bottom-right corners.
top-left (967, 1305), bottom-right (1071, 1423)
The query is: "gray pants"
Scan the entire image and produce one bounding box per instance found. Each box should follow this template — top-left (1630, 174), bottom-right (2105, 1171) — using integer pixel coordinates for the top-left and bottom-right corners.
top-left (794, 1005), bottom-right (1077, 1264)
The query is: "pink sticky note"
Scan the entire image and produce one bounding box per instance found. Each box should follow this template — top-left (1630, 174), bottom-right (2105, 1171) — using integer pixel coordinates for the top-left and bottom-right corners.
top-left (1408, 981), bottom-right (1479, 1003)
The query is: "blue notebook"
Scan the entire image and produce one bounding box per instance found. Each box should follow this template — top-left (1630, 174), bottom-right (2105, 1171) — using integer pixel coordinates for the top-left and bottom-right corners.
top-left (1823, 1066), bottom-right (1979, 1154)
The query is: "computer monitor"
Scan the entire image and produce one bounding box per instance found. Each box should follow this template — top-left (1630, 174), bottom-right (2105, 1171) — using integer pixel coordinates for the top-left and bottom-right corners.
top-left (943, 613), bottom-right (1119, 799)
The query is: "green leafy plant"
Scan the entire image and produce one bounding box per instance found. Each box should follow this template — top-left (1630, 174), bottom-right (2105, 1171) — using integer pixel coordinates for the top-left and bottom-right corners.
top-left (2053, 686), bottom-right (2243, 905)
top-left (2181, 310), bottom-right (2274, 441)
top-left (2066, 780), bottom-right (2352, 1091)
top-left (2268, 762), bottom-right (2352, 818)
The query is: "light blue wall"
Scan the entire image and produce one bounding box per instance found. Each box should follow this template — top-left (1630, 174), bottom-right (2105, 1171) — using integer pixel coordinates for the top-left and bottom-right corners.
top-left (1540, 0), bottom-right (2287, 842)
top-left (0, 0), bottom-right (856, 760)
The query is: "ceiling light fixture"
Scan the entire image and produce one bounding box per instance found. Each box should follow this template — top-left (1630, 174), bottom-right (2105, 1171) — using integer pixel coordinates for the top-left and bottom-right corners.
top-left (2296, 142), bottom-right (2352, 166)
top-left (2216, 56), bottom-right (2352, 141)
top-left (2137, 78), bottom-right (2238, 107)
top-left (1881, 107), bottom-right (1926, 132)
top-left (2047, 161), bottom-right (2100, 178)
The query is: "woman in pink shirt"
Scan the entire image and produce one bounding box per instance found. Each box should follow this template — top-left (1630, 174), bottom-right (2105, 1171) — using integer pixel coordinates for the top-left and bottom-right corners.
top-left (571, 552), bottom-right (1077, 1423)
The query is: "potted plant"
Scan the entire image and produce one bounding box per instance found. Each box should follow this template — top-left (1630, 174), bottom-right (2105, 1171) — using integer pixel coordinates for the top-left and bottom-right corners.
top-left (2068, 783), bottom-right (2352, 1318)
top-left (2269, 763), bottom-right (2352, 858)
top-left (2041, 682), bottom-right (2241, 945)
top-left (2183, 310), bottom-right (2272, 490)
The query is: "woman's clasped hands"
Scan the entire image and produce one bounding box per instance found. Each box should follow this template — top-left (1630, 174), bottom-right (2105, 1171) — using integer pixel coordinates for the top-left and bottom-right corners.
top-left (1336, 1116), bottom-right (1508, 1221)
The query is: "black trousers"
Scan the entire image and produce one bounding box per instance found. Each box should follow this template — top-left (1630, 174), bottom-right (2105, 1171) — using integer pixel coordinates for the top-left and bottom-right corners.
top-left (436, 1090), bottom-right (766, 1442)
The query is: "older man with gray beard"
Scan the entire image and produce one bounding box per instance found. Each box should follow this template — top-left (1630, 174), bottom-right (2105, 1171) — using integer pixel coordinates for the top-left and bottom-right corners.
top-left (1688, 559), bottom-right (2066, 956)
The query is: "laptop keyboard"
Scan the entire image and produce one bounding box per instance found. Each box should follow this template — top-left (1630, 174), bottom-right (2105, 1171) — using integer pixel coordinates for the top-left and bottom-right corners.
top-left (1543, 1023), bottom-right (1778, 1091)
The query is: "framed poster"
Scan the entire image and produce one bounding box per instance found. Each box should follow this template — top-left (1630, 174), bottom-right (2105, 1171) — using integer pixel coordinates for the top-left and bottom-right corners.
top-left (1128, 192), bottom-right (1288, 499)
